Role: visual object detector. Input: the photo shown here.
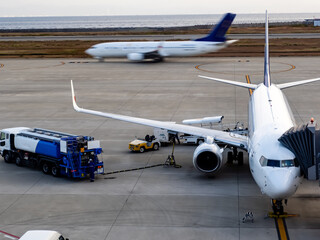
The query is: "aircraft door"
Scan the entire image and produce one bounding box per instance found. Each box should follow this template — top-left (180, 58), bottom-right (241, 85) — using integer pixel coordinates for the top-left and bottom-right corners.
top-left (157, 42), bottom-right (166, 56)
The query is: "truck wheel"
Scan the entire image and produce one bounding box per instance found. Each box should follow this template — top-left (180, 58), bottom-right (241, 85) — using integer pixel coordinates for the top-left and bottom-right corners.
top-left (197, 139), bottom-right (204, 145)
top-left (42, 162), bottom-right (51, 174)
top-left (153, 143), bottom-right (159, 150)
top-left (139, 147), bottom-right (145, 153)
top-left (51, 166), bottom-right (60, 177)
top-left (15, 155), bottom-right (23, 166)
top-left (4, 152), bottom-right (11, 163)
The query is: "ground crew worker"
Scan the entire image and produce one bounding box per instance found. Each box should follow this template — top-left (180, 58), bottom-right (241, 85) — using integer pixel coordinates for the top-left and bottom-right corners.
top-left (88, 159), bottom-right (95, 182)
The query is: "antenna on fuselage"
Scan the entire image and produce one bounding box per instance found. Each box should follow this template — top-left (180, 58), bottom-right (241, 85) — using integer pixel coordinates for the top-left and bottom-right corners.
top-left (264, 10), bottom-right (271, 87)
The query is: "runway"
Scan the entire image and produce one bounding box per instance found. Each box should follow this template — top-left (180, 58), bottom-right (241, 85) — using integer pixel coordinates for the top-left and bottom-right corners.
top-left (0, 57), bottom-right (320, 240)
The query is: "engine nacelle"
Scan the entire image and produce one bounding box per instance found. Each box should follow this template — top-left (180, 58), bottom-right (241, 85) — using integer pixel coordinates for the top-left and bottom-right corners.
top-left (127, 53), bottom-right (144, 61)
top-left (193, 142), bottom-right (225, 174)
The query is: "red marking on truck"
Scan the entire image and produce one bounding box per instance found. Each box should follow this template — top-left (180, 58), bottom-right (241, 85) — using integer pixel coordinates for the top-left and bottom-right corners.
top-left (0, 230), bottom-right (20, 239)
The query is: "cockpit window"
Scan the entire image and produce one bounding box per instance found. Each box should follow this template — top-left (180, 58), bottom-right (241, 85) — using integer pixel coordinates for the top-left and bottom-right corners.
top-left (281, 159), bottom-right (295, 167)
top-left (259, 156), bottom-right (297, 168)
top-left (259, 156), bottom-right (268, 166)
top-left (267, 159), bottom-right (280, 167)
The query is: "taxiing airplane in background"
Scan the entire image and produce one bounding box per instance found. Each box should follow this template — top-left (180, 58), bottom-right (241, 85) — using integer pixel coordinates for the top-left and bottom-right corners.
top-left (72, 12), bottom-right (320, 212)
top-left (85, 13), bottom-right (236, 62)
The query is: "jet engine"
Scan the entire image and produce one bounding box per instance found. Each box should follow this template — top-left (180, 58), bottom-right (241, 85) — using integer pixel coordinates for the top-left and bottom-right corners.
top-left (193, 142), bottom-right (225, 174)
top-left (127, 53), bottom-right (144, 61)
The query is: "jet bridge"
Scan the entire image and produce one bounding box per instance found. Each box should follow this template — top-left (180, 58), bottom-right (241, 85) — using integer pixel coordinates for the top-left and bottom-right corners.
top-left (278, 119), bottom-right (320, 180)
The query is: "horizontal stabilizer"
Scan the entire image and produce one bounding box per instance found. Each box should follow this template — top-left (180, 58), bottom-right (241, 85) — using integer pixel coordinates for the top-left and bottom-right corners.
top-left (199, 75), bottom-right (257, 89)
top-left (277, 78), bottom-right (320, 89)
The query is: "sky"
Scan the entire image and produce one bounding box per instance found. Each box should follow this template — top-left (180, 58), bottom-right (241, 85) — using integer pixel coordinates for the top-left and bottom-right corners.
top-left (1, 0), bottom-right (320, 17)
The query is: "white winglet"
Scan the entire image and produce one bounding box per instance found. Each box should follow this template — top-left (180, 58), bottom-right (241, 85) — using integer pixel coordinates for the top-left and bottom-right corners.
top-left (70, 80), bottom-right (82, 112)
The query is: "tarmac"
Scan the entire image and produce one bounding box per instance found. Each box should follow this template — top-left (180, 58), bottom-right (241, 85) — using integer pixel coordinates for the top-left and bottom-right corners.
top-left (0, 57), bottom-right (320, 240)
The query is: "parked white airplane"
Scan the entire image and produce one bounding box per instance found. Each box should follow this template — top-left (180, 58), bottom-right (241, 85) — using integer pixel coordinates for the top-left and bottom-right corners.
top-left (71, 12), bottom-right (320, 212)
top-left (85, 13), bottom-right (236, 62)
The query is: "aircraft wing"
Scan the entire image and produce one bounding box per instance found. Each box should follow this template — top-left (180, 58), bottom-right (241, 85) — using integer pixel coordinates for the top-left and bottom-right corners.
top-left (71, 81), bottom-right (248, 150)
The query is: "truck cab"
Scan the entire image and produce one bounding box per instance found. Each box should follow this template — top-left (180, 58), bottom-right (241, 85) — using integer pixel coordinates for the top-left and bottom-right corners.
top-left (0, 127), bottom-right (29, 163)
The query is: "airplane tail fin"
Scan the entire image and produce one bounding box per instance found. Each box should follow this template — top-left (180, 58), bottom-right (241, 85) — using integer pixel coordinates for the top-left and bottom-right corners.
top-left (262, 11), bottom-right (320, 89)
top-left (198, 12), bottom-right (320, 90)
top-left (264, 10), bottom-right (271, 87)
top-left (195, 13), bottom-right (236, 42)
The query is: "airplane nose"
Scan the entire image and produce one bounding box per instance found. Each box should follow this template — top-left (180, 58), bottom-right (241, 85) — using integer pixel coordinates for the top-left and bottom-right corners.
top-left (265, 169), bottom-right (297, 200)
top-left (85, 48), bottom-right (92, 56)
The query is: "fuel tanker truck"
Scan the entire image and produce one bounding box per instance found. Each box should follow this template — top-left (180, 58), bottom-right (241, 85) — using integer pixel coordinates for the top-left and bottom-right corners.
top-left (0, 127), bottom-right (104, 178)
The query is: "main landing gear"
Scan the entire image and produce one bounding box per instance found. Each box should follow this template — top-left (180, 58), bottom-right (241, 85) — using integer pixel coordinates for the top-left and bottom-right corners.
top-left (271, 199), bottom-right (285, 216)
top-left (227, 147), bottom-right (243, 166)
top-left (269, 199), bottom-right (297, 218)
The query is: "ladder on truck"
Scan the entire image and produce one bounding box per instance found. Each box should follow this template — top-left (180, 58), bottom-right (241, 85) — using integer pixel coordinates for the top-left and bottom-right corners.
top-left (65, 137), bottom-right (82, 178)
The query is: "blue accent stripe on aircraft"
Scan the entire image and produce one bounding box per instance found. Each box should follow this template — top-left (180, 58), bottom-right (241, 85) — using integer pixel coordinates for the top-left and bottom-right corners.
top-left (264, 11), bottom-right (271, 87)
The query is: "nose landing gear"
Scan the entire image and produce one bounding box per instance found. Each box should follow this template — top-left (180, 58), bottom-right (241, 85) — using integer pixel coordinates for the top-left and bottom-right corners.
top-left (268, 199), bottom-right (298, 240)
top-left (271, 199), bottom-right (284, 216)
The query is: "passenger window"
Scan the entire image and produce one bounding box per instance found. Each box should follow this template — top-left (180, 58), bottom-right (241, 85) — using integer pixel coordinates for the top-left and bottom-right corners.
top-left (0, 132), bottom-right (5, 140)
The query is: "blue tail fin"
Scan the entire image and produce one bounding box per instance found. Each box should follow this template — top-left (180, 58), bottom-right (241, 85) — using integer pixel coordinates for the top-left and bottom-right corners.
top-left (264, 10), bottom-right (271, 87)
top-left (195, 13), bottom-right (236, 42)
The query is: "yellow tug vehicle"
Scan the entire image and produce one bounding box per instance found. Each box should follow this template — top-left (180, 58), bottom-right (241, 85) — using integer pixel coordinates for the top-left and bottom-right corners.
top-left (129, 135), bottom-right (160, 153)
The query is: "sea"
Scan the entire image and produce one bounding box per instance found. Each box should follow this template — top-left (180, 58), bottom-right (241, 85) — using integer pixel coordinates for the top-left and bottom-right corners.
top-left (0, 13), bottom-right (320, 30)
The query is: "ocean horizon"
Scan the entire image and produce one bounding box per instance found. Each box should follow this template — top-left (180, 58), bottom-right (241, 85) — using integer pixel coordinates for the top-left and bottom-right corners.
top-left (1, 13), bottom-right (320, 30)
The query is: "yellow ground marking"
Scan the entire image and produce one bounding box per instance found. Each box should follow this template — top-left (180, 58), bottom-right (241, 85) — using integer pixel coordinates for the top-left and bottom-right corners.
top-left (195, 61), bottom-right (296, 76)
top-left (276, 218), bottom-right (288, 240)
top-left (246, 75), bottom-right (253, 96)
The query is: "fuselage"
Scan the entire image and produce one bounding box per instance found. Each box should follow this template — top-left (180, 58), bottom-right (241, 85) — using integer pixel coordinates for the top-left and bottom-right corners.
top-left (248, 84), bottom-right (301, 200)
top-left (85, 40), bottom-right (232, 59)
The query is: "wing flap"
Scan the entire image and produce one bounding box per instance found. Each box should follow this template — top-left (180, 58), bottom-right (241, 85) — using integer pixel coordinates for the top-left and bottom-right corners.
top-left (71, 81), bottom-right (248, 149)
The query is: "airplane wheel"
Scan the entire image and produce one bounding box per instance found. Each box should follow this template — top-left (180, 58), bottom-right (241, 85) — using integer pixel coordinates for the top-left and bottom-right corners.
top-left (139, 147), bottom-right (145, 153)
top-left (238, 152), bottom-right (244, 166)
top-left (227, 151), bottom-right (233, 164)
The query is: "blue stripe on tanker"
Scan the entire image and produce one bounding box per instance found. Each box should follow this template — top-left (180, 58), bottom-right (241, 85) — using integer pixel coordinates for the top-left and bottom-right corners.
top-left (35, 140), bottom-right (61, 159)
